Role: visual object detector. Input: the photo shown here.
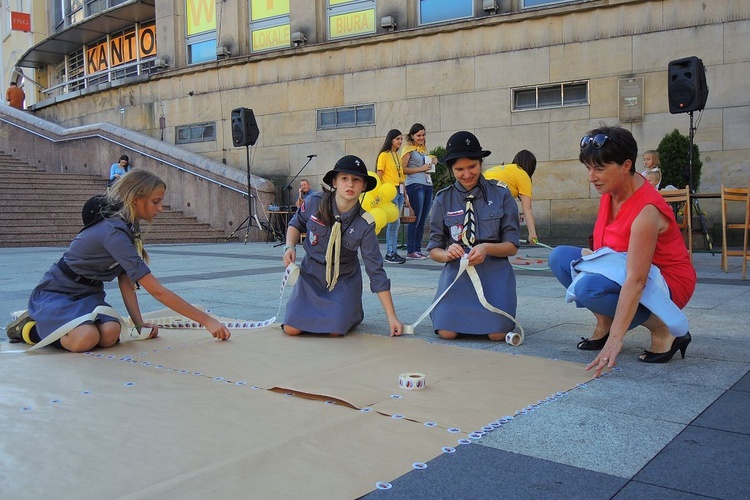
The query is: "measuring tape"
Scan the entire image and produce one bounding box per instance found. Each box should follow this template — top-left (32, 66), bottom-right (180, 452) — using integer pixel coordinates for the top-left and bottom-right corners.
top-left (147, 263), bottom-right (299, 331)
top-left (14, 263), bottom-right (300, 352)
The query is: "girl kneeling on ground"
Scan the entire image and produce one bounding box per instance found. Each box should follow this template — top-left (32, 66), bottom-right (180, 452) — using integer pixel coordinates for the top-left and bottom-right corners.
top-left (9, 169), bottom-right (231, 351)
top-left (281, 155), bottom-right (403, 337)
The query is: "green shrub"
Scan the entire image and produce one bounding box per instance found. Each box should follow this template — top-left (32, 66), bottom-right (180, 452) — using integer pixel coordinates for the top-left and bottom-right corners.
top-left (429, 146), bottom-right (451, 192)
top-left (656, 128), bottom-right (702, 192)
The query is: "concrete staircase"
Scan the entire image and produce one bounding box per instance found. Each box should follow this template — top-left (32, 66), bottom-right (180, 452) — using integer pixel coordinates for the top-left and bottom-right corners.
top-left (0, 153), bottom-right (231, 247)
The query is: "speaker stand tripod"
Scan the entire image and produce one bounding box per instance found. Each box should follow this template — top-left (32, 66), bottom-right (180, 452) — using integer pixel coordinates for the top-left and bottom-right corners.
top-left (224, 145), bottom-right (283, 244)
top-left (685, 110), bottom-right (714, 252)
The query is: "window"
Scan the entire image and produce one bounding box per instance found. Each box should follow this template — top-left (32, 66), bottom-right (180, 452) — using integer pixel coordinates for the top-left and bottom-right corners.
top-left (187, 35), bottom-right (216, 64)
top-left (250, 0), bottom-right (290, 52)
top-left (317, 104), bottom-right (375, 130)
top-left (512, 81), bottom-right (588, 111)
top-left (69, 0), bottom-right (84, 24)
top-left (176, 122), bottom-right (217, 144)
top-left (44, 22), bottom-right (156, 98)
top-left (85, 0), bottom-right (106, 17)
top-left (2, 1), bottom-right (10, 41)
top-left (418, 0), bottom-right (473, 25)
top-left (50, 0), bottom-right (140, 31)
top-left (523, 0), bottom-right (575, 7)
top-left (53, 0), bottom-right (65, 31)
top-left (185, 0), bottom-right (216, 64)
top-left (327, 0), bottom-right (375, 41)
top-left (67, 48), bottom-right (86, 91)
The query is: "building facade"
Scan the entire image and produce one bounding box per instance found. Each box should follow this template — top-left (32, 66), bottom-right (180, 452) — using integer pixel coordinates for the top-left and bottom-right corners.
top-left (8, 0), bottom-right (750, 240)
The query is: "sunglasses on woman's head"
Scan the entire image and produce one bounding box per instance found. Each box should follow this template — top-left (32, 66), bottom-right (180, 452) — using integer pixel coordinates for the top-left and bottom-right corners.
top-left (580, 134), bottom-right (609, 150)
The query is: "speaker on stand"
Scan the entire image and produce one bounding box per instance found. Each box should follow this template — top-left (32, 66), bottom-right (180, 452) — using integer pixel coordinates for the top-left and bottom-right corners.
top-left (667, 56), bottom-right (713, 251)
top-left (231, 107), bottom-right (259, 148)
top-left (225, 108), bottom-right (265, 244)
top-left (668, 56), bottom-right (709, 115)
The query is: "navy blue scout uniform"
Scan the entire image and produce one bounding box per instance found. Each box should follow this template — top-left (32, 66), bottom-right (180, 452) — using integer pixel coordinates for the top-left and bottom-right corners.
top-left (28, 215), bottom-right (149, 340)
top-left (426, 175), bottom-right (520, 334)
top-left (282, 192), bottom-right (391, 334)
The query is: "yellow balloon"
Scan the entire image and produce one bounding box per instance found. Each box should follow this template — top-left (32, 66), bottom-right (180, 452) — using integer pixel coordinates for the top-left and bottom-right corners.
top-left (383, 202), bottom-right (399, 223)
top-left (361, 191), bottom-right (378, 210)
top-left (379, 183), bottom-right (397, 203)
top-left (371, 207), bottom-right (387, 234)
top-left (368, 171), bottom-right (381, 191)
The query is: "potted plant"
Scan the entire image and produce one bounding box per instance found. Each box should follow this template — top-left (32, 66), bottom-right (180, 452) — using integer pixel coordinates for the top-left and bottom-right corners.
top-left (657, 128), bottom-right (702, 192)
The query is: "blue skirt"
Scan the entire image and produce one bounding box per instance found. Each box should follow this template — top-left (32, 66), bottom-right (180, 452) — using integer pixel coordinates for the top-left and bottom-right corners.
top-left (430, 257), bottom-right (517, 335)
top-left (27, 265), bottom-right (118, 340)
top-left (282, 258), bottom-right (364, 334)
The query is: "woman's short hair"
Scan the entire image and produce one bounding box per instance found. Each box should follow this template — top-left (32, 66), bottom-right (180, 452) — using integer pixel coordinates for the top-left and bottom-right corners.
top-left (579, 124), bottom-right (638, 173)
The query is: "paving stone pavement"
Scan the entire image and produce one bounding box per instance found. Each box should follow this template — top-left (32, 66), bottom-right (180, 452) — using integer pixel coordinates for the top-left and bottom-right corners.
top-left (2, 242), bottom-right (748, 499)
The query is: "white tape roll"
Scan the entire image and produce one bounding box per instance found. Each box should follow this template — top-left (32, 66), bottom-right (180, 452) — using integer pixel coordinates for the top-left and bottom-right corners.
top-left (285, 263), bottom-right (299, 287)
top-left (398, 372), bottom-right (427, 390)
top-left (506, 331), bottom-right (524, 346)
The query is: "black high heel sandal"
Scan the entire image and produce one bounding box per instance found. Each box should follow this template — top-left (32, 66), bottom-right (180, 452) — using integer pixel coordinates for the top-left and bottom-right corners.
top-left (639, 332), bottom-right (691, 363)
top-left (577, 332), bottom-right (609, 351)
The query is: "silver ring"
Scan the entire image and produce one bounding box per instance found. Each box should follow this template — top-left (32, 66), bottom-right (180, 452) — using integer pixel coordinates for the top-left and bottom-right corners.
top-left (602, 358), bottom-right (608, 361)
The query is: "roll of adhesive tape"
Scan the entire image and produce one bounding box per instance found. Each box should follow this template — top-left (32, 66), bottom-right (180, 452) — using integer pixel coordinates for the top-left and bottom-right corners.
top-left (506, 332), bottom-right (524, 346)
top-left (285, 263), bottom-right (299, 287)
top-left (399, 372), bottom-right (426, 390)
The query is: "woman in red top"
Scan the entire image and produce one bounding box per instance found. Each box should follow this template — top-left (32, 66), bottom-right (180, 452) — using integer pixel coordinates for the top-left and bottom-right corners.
top-left (549, 125), bottom-right (696, 376)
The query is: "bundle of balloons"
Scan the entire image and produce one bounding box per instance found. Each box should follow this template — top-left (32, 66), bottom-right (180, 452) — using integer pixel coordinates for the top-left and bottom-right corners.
top-left (360, 171), bottom-right (399, 234)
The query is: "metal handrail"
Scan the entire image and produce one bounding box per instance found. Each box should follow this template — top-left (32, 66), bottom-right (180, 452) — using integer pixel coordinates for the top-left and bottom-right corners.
top-left (42, 59), bottom-right (155, 98)
top-left (0, 114), bottom-right (251, 195)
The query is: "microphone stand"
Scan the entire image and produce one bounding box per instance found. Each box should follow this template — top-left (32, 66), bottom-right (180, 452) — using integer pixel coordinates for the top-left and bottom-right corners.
top-left (284, 155), bottom-right (316, 207)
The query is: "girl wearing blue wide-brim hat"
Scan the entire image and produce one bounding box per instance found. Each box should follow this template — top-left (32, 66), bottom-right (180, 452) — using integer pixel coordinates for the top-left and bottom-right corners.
top-left (281, 155), bottom-right (403, 337)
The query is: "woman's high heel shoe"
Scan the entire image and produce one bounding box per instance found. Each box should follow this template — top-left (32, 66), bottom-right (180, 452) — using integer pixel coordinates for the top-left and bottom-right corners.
top-left (639, 332), bottom-right (692, 363)
top-left (577, 332), bottom-right (609, 351)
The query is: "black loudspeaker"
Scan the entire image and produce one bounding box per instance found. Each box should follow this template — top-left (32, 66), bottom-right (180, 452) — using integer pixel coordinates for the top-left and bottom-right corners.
top-left (668, 56), bottom-right (709, 114)
top-left (231, 107), bottom-right (260, 147)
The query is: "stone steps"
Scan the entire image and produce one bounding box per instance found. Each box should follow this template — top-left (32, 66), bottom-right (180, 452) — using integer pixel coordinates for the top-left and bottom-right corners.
top-left (0, 153), bottom-right (234, 247)
top-left (0, 178), bottom-right (107, 187)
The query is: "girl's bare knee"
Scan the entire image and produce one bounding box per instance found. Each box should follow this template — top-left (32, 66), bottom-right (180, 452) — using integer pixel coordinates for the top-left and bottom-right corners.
top-left (61, 325), bottom-right (100, 352)
top-left (436, 330), bottom-right (458, 340)
top-left (488, 333), bottom-right (507, 341)
top-left (97, 322), bottom-right (122, 347)
top-left (283, 325), bottom-right (302, 336)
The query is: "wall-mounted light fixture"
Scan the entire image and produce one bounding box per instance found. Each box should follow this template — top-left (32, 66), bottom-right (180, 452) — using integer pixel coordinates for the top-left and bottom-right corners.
top-left (153, 58), bottom-right (168, 69)
top-left (482, 0), bottom-right (499, 14)
top-left (380, 15), bottom-right (397, 32)
top-left (291, 31), bottom-right (307, 47)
